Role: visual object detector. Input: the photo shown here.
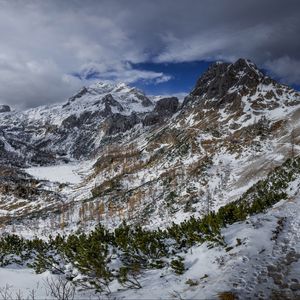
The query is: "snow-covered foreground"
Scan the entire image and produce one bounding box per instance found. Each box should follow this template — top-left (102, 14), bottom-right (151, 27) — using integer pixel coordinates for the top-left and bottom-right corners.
top-left (1, 180), bottom-right (299, 299)
top-left (0, 268), bottom-right (91, 299)
top-left (0, 268), bottom-right (54, 299)
top-left (114, 183), bottom-right (300, 299)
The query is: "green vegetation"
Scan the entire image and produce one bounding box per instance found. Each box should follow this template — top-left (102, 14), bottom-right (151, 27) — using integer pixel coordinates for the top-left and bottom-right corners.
top-left (0, 156), bottom-right (299, 293)
top-left (170, 256), bottom-right (185, 275)
top-left (185, 278), bottom-right (199, 286)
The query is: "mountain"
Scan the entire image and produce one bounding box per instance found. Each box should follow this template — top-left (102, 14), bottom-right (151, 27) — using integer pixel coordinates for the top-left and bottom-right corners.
top-left (1, 57), bottom-right (300, 233)
top-left (78, 58), bottom-right (300, 228)
top-left (0, 58), bottom-right (300, 299)
top-left (0, 82), bottom-right (179, 166)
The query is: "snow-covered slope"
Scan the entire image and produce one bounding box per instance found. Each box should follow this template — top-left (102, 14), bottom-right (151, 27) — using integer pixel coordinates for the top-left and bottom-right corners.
top-left (56, 58), bottom-right (299, 230)
top-left (0, 58), bottom-right (300, 298)
top-left (18, 82), bottom-right (153, 126)
top-left (1, 157), bottom-right (300, 299)
top-left (1, 58), bottom-right (300, 234)
top-left (0, 82), bottom-right (179, 166)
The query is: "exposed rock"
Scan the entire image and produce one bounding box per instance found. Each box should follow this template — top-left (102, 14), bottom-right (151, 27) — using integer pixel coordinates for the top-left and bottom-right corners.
top-left (0, 105), bottom-right (11, 113)
top-left (101, 94), bottom-right (124, 116)
top-left (104, 113), bottom-right (140, 135)
top-left (190, 58), bottom-right (273, 100)
top-left (142, 97), bottom-right (179, 127)
top-left (69, 87), bottom-right (89, 102)
top-left (134, 92), bottom-right (153, 107)
top-left (191, 61), bottom-right (231, 99)
top-left (181, 95), bottom-right (194, 108)
top-left (154, 97), bottom-right (179, 115)
top-left (179, 58), bottom-right (300, 134)
top-left (61, 115), bottom-right (79, 129)
top-left (142, 113), bottom-right (162, 126)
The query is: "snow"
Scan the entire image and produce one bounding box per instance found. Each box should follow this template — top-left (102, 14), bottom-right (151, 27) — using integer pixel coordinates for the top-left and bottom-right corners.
top-left (0, 267), bottom-right (55, 299)
top-left (0, 81), bottom-right (154, 128)
top-left (115, 185), bottom-right (300, 299)
top-left (25, 164), bottom-right (82, 184)
top-left (24, 160), bottom-right (95, 184)
top-left (1, 62), bottom-right (300, 298)
top-left (2, 188), bottom-right (299, 299)
top-left (0, 268), bottom-right (102, 299)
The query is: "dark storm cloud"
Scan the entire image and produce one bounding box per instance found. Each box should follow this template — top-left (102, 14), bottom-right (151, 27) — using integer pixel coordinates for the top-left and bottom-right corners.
top-left (0, 0), bottom-right (299, 109)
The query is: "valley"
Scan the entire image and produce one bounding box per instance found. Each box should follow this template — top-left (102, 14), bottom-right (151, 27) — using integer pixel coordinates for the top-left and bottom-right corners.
top-left (0, 59), bottom-right (300, 299)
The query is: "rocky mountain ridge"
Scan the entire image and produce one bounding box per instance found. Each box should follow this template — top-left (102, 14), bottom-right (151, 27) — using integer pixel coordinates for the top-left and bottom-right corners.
top-left (0, 82), bottom-right (179, 167)
top-left (0, 58), bottom-right (299, 234)
top-left (1, 58), bottom-right (300, 299)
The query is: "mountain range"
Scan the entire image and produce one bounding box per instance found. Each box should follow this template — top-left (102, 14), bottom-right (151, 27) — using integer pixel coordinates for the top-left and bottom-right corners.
top-left (0, 58), bottom-right (300, 299)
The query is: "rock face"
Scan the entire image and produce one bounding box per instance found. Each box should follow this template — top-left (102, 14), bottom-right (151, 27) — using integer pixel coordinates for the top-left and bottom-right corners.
top-left (101, 94), bottom-right (124, 116)
top-left (68, 87), bottom-right (89, 102)
top-left (143, 97), bottom-right (179, 126)
top-left (142, 113), bottom-right (162, 126)
top-left (0, 105), bottom-right (11, 113)
top-left (182, 58), bottom-right (300, 127)
top-left (134, 92), bottom-right (153, 107)
top-left (0, 83), bottom-right (179, 166)
top-left (190, 58), bottom-right (266, 99)
top-left (104, 113), bottom-right (140, 135)
top-left (184, 58), bottom-right (278, 112)
top-left (154, 97), bottom-right (179, 115)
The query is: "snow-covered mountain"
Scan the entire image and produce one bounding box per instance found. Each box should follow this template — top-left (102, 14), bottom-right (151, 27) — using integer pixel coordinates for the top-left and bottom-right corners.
top-left (0, 82), bottom-right (179, 166)
top-left (70, 58), bottom-right (300, 229)
top-left (1, 57), bottom-right (300, 236)
top-left (0, 58), bottom-right (300, 299)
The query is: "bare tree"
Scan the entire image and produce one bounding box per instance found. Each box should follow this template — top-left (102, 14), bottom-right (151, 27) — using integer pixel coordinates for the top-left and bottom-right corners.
top-left (0, 284), bottom-right (13, 300)
top-left (28, 288), bottom-right (37, 300)
top-left (44, 277), bottom-right (75, 300)
top-left (0, 284), bottom-right (38, 300)
top-left (14, 289), bottom-right (23, 300)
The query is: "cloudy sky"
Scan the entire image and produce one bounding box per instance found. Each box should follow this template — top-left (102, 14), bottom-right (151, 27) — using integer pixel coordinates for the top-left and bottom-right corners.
top-left (0, 0), bottom-right (299, 109)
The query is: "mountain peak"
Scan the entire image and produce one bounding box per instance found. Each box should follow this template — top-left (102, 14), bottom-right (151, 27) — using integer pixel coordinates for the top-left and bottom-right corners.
top-left (233, 58), bottom-right (259, 71)
top-left (66, 81), bottom-right (145, 106)
top-left (231, 58), bottom-right (265, 80)
top-left (89, 81), bottom-right (132, 94)
top-left (191, 58), bottom-right (267, 99)
top-left (182, 58), bottom-right (300, 132)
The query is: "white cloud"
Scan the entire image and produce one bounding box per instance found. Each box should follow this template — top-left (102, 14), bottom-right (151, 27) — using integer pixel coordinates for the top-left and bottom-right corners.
top-left (264, 57), bottom-right (300, 85)
top-left (0, 1), bottom-right (169, 109)
top-left (77, 61), bottom-right (172, 85)
top-left (0, 0), bottom-right (298, 109)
